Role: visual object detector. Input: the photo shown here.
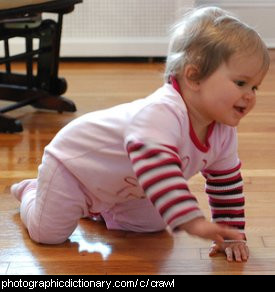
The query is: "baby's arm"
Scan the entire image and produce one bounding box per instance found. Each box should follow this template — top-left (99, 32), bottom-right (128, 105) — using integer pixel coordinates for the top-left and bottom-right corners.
top-left (127, 141), bottom-right (242, 243)
top-left (177, 217), bottom-right (242, 244)
top-left (127, 141), bottom-right (203, 229)
top-left (203, 165), bottom-right (248, 261)
top-left (203, 164), bottom-right (245, 235)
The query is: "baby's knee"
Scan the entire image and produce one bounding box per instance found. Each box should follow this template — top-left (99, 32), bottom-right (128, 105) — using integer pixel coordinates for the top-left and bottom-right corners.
top-left (28, 227), bottom-right (69, 245)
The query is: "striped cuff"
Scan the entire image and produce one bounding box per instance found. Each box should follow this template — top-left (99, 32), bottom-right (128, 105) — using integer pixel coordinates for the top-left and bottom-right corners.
top-left (204, 164), bottom-right (245, 232)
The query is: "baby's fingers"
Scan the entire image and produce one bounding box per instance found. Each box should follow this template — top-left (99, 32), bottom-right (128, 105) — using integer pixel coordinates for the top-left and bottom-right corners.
top-left (225, 245), bottom-right (249, 262)
top-left (225, 247), bottom-right (234, 262)
top-left (209, 244), bottom-right (219, 257)
top-left (239, 244), bottom-right (249, 261)
top-left (233, 246), bottom-right (242, 262)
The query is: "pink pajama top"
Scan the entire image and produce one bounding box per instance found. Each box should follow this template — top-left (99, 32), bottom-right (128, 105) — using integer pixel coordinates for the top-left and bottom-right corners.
top-left (45, 81), bottom-right (245, 234)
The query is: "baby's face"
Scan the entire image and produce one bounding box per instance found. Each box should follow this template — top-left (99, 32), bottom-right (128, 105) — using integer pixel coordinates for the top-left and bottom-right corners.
top-left (196, 53), bottom-right (267, 127)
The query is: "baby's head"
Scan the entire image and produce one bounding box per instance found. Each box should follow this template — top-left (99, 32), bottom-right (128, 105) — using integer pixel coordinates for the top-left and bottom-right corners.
top-left (164, 6), bottom-right (270, 83)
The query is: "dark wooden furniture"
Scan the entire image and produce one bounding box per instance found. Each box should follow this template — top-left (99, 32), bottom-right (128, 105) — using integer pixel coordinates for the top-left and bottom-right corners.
top-left (0, 0), bottom-right (82, 133)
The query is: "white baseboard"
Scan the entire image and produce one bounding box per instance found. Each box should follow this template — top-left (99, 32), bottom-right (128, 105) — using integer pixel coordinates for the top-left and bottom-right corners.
top-left (61, 38), bottom-right (169, 57)
top-left (61, 39), bottom-right (275, 57)
top-left (0, 38), bottom-right (169, 58)
top-left (1, 36), bottom-right (274, 60)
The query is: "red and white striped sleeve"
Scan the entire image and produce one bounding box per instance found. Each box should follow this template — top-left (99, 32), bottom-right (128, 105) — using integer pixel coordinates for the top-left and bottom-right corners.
top-left (126, 140), bottom-right (204, 230)
top-left (202, 163), bottom-right (246, 238)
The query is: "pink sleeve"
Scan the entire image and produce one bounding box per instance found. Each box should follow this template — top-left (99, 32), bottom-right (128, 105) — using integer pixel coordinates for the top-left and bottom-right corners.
top-left (206, 126), bottom-right (240, 172)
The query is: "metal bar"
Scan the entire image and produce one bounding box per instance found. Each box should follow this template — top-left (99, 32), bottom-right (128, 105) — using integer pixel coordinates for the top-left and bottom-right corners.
top-left (4, 39), bottom-right (11, 73)
top-left (0, 47), bottom-right (50, 65)
top-left (52, 13), bottom-right (63, 80)
top-left (25, 35), bottom-right (34, 89)
top-left (0, 96), bottom-right (39, 114)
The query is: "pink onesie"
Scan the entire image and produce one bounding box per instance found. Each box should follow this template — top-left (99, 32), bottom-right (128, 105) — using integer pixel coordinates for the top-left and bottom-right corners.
top-left (13, 81), bottom-right (245, 244)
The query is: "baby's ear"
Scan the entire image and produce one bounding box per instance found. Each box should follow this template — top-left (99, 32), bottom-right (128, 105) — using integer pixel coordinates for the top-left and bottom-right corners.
top-left (183, 64), bottom-right (201, 91)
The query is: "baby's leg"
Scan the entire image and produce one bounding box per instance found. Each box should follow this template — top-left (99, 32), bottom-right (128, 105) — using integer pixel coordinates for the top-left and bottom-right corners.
top-left (101, 198), bottom-right (166, 232)
top-left (11, 153), bottom-right (89, 245)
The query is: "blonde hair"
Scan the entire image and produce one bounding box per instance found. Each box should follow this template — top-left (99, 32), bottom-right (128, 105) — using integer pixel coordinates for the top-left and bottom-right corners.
top-left (164, 6), bottom-right (270, 82)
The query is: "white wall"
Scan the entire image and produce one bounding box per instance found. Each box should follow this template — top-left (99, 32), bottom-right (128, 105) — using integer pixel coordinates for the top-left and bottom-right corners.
top-left (195, 0), bottom-right (275, 48)
top-left (1, 0), bottom-right (195, 58)
top-left (59, 0), bottom-right (195, 57)
top-left (1, 0), bottom-right (274, 57)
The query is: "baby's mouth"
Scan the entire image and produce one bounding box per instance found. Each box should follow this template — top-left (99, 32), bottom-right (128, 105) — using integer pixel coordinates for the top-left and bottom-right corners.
top-left (234, 106), bottom-right (246, 114)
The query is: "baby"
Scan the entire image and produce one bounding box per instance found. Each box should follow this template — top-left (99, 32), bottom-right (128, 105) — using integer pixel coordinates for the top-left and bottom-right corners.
top-left (12, 6), bottom-right (270, 262)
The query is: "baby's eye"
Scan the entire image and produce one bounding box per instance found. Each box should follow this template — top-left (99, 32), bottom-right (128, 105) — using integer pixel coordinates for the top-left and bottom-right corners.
top-left (235, 80), bottom-right (246, 87)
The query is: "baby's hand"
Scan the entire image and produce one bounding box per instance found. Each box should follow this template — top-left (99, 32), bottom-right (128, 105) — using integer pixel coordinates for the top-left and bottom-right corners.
top-left (209, 240), bottom-right (249, 262)
top-left (179, 218), bottom-right (243, 245)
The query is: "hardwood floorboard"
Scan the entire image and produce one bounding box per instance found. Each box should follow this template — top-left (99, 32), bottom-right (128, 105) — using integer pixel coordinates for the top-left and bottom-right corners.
top-left (1, 52), bottom-right (275, 275)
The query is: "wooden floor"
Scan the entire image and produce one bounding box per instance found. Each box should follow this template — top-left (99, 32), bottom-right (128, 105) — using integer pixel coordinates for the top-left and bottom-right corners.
top-left (1, 51), bottom-right (275, 275)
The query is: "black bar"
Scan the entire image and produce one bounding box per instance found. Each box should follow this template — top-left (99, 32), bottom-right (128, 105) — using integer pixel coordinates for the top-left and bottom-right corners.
top-left (0, 47), bottom-right (50, 65)
top-left (25, 35), bottom-right (34, 89)
top-left (0, 96), bottom-right (38, 113)
top-left (52, 13), bottom-right (63, 81)
top-left (4, 39), bottom-right (11, 73)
